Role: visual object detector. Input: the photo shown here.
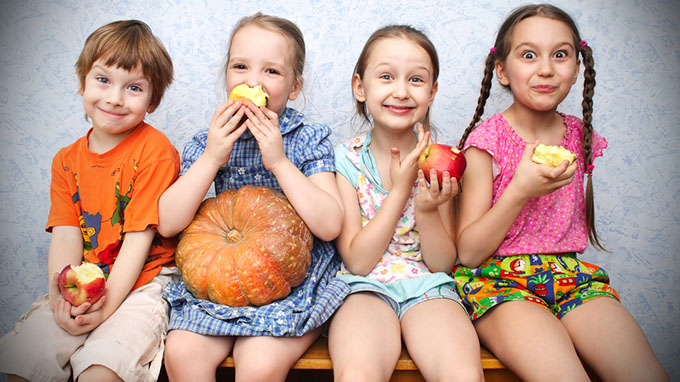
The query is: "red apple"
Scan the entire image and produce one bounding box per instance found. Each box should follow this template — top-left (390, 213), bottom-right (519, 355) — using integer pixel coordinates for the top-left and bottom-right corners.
top-left (58, 262), bottom-right (106, 306)
top-left (418, 144), bottom-right (467, 184)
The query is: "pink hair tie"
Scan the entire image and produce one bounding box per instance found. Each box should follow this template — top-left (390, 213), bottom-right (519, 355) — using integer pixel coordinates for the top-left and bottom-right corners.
top-left (579, 40), bottom-right (588, 50)
top-left (586, 164), bottom-right (595, 176)
top-left (489, 47), bottom-right (496, 54)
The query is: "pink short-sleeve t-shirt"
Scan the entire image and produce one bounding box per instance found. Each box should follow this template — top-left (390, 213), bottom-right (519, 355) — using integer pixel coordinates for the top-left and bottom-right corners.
top-left (463, 113), bottom-right (607, 256)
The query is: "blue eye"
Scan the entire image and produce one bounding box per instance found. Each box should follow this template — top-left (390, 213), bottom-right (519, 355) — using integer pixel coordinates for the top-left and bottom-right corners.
top-left (410, 77), bottom-right (424, 83)
top-left (128, 85), bottom-right (142, 92)
top-left (379, 74), bottom-right (393, 80)
top-left (96, 76), bottom-right (109, 84)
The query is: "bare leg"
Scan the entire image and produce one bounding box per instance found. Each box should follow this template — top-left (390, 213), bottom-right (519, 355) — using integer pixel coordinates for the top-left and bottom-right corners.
top-left (562, 297), bottom-right (669, 382)
top-left (163, 329), bottom-right (234, 382)
top-left (77, 365), bottom-right (122, 382)
top-left (231, 327), bottom-right (321, 382)
top-left (401, 299), bottom-right (484, 381)
top-left (328, 293), bottom-right (401, 382)
top-left (474, 300), bottom-right (590, 381)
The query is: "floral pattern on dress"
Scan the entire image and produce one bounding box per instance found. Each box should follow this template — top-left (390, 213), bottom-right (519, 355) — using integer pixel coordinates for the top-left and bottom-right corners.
top-left (336, 134), bottom-right (430, 283)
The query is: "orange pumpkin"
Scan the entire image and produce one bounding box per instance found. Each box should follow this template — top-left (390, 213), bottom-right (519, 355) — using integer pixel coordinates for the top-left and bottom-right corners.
top-left (176, 186), bottom-right (312, 307)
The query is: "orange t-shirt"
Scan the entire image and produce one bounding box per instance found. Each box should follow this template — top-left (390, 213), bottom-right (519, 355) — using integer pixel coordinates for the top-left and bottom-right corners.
top-left (46, 122), bottom-right (180, 289)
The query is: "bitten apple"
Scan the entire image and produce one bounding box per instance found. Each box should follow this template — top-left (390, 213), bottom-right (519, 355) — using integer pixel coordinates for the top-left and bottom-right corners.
top-left (532, 144), bottom-right (576, 167)
top-left (228, 84), bottom-right (269, 107)
top-left (58, 262), bottom-right (106, 306)
top-left (418, 144), bottom-right (467, 184)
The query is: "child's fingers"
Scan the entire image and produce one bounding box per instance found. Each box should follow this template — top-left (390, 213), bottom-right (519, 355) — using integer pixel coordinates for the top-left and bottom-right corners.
top-left (428, 169), bottom-right (440, 192)
top-left (417, 169), bottom-right (428, 192)
top-left (211, 101), bottom-right (242, 131)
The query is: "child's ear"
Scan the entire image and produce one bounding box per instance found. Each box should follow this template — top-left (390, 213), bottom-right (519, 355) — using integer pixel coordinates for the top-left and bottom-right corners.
top-left (352, 73), bottom-right (366, 102)
top-left (288, 77), bottom-right (303, 101)
top-left (428, 81), bottom-right (439, 107)
top-left (495, 60), bottom-right (510, 86)
top-left (572, 59), bottom-right (581, 85)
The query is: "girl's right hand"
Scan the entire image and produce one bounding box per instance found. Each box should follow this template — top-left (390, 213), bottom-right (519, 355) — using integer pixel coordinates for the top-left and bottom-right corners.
top-left (508, 141), bottom-right (577, 201)
top-left (205, 100), bottom-right (248, 168)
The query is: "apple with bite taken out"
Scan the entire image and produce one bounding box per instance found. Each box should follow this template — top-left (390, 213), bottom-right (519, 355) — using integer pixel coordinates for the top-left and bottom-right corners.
top-left (418, 144), bottom-right (467, 184)
top-left (58, 262), bottom-right (106, 306)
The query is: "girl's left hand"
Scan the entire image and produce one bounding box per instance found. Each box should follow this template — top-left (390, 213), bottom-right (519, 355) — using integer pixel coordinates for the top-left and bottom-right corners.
top-left (415, 169), bottom-right (458, 212)
top-left (244, 102), bottom-right (287, 171)
top-left (389, 123), bottom-right (431, 192)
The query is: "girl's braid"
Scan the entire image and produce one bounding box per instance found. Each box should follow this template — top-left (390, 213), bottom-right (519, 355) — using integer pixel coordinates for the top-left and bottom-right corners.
top-left (458, 52), bottom-right (495, 150)
top-left (580, 44), bottom-right (605, 251)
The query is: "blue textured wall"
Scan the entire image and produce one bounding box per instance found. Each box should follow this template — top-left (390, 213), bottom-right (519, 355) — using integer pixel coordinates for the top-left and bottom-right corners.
top-left (1, 0), bottom-right (678, 379)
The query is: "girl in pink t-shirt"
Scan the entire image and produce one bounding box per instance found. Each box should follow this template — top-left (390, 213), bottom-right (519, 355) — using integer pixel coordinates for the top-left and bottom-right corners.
top-left (454, 4), bottom-right (668, 381)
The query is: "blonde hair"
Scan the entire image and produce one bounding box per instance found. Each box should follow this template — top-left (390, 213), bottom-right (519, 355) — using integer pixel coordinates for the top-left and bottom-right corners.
top-left (75, 20), bottom-right (174, 112)
top-left (225, 12), bottom-right (306, 86)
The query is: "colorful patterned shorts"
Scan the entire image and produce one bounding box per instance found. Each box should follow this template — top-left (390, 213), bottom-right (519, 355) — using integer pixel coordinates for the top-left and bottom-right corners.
top-left (454, 253), bottom-right (620, 320)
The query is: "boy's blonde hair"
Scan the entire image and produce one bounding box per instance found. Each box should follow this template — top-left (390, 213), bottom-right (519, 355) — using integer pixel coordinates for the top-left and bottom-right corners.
top-left (75, 20), bottom-right (174, 112)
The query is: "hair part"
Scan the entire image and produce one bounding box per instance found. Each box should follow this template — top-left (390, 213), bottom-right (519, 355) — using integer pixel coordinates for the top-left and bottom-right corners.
top-left (75, 20), bottom-right (174, 112)
top-left (352, 25), bottom-right (439, 135)
top-left (226, 12), bottom-right (306, 88)
top-left (458, 4), bottom-right (605, 250)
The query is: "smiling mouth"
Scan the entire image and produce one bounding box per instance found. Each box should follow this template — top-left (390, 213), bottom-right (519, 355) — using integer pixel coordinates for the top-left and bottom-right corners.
top-left (384, 105), bottom-right (415, 113)
top-left (99, 108), bottom-right (126, 117)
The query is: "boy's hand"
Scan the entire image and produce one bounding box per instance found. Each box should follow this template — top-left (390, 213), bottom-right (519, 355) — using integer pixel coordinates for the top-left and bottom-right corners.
top-left (50, 272), bottom-right (107, 336)
top-left (415, 168), bottom-right (458, 212)
top-left (244, 103), bottom-right (287, 172)
top-left (205, 100), bottom-right (248, 168)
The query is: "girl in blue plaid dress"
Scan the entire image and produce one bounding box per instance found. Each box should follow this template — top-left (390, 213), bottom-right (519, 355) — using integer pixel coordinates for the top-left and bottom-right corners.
top-left (156, 13), bottom-right (349, 382)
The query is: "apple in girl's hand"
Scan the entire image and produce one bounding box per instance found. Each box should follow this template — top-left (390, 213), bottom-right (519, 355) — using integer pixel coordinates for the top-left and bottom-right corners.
top-left (58, 262), bottom-right (106, 306)
top-left (418, 144), bottom-right (467, 184)
top-left (532, 144), bottom-right (576, 167)
top-left (228, 84), bottom-right (269, 107)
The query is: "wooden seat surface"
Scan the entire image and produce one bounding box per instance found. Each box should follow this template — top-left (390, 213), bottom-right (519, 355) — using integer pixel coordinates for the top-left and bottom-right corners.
top-left (221, 336), bottom-right (506, 370)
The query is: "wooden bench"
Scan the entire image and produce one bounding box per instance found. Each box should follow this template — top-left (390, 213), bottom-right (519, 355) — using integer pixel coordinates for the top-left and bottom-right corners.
top-left (217, 336), bottom-right (520, 382)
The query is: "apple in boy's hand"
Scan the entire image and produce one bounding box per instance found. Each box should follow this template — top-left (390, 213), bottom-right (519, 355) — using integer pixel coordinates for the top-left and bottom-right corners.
top-left (418, 144), bottom-right (467, 184)
top-left (58, 262), bottom-right (106, 306)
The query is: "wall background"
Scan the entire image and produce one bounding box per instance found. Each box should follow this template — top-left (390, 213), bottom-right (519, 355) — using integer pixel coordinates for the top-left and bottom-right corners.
top-left (1, 0), bottom-right (678, 379)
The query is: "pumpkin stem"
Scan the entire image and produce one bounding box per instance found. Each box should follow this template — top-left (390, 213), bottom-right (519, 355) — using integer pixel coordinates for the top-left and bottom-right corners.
top-left (226, 229), bottom-right (242, 243)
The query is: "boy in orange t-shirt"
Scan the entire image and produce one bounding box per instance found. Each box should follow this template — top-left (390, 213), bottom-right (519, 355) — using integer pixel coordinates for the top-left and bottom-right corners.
top-left (0, 20), bottom-right (180, 382)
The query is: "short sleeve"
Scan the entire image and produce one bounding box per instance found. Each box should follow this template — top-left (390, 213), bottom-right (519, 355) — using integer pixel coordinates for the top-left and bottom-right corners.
top-left (334, 144), bottom-right (360, 188)
top-left (46, 149), bottom-right (80, 231)
top-left (295, 123), bottom-right (335, 177)
top-left (123, 146), bottom-right (180, 232)
top-left (592, 129), bottom-right (608, 162)
top-left (462, 114), bottom-right (503, 160)
top-left (180, 129), bottom-right (209, 175)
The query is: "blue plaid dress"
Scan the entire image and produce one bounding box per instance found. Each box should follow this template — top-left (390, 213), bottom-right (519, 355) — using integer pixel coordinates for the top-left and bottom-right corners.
top-left (163, 107), bottom-right (349, 336)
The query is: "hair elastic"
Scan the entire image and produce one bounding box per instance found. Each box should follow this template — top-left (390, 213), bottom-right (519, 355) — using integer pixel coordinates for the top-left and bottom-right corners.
top-left (489, 47), bottom-right (496, 54)
top-left (586, 164), bottom-right (595, 176)
top-left (579, 40), bottom-right (588, 50)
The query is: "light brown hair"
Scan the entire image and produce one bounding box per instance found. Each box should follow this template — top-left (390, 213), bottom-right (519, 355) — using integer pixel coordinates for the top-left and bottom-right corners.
top-left (75, 20), bottom-right (174, 112)
top-left (226, 12), bottom-right (306, 88)
top-left (459, 4), bottom-right (604, 250)
top-left (352, 25), bottom-right (440, 134)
